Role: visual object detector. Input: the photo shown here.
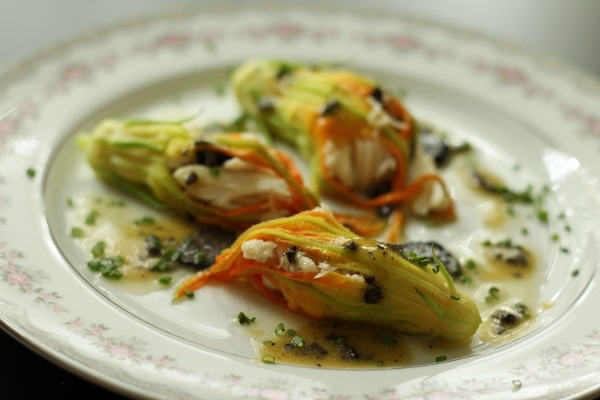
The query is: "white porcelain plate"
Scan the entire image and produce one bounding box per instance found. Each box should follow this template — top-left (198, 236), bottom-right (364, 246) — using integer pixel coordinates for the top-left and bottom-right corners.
top-left (2, 4), bottom-right (600, 399)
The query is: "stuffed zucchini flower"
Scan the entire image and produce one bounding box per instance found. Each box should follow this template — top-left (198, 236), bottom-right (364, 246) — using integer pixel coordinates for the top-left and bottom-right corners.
top-left (231, 59), bottom-right (455, 237)
top-left (78, 118), bottom-right (318, 230)
top-left (175, 206), bottom-right (481, 341)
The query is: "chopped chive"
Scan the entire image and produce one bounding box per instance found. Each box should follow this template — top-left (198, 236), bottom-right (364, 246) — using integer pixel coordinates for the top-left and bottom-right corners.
top-left (572, 269), bottom-right (579, 277)
top-left (184, 290), bottom-right (195, 299)
top-left (327, 333), bottom-right (346, 344)
top-left (26, 167), bottom-right (36, 178)
top-left (134, 215), bottom-right (155, 225)
top-left (85, 210), bottom-right (99, 225)
top-left (485, 286), bottom-right (500, 303)
top-left (290, 335), bottom-right (305, 348)
top-left (167, 249), bottom-right (182, 262)
top-left (512, 380), bottom-right (522, 391)
top-left (261, 354), bottom-right (276, 364)
top-left (91, 241), bottom-right (106, 258)
top-left (152, 258), bottom-right (169, 272)
top-left (158, 275), bottom-right (172, 285)
top-left (274, 323), bottom-right (286, 336)
top-left (70, 227), bottom-right (84, 238)
top-left (87, 255), bottom-right (124, 280)
top-left (435, 355), bottom-right (447, 362)
top-left (195, 251), bottom-right (207, 264)
top-left (108, 199), bottom-right (126, 207)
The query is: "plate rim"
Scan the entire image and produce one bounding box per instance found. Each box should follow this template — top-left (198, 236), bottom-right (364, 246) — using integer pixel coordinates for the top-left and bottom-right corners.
top-left (2, 3), bottom-right (600, 399)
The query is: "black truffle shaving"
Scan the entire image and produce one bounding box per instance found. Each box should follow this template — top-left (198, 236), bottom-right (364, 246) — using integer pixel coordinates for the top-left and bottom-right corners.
top-left (418, 129), bottom-right (451, 167)
top-left (307, 342), bottom-right (328, 356)
top-left (284, 245), bottom-right (298, 264)
top-left (177, 227), bottom-right (237, 269)
top-left (145, 234), bottom-right (163, 257)
top-left (185, 171), bottom-right (198, 185)
top-left (389, 241), bottom-right (462, 278)
top-left (489, 303), bottom-right (531, 335)
top-left (370, 87), bottom-right (384, 103)
top-left (339, 343), bottom-right (360, 360)
top-left (194, 143), bottom-right (232, 167)
top-left (418, 125), bottom-right (470, 167)
top-left (345, 241), bottom-right (359, 251)
top-left (364, 279), bottom-right (384, 304)
top-left (321, 100), bottom-right (340, 116)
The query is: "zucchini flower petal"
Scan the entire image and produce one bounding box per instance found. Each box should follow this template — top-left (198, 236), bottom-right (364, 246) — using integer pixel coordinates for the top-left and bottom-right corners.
top-left (175, 206), bottom-right (481, 341)
top-left (231, 59), bottom-right (455, 228)
top-left (78, 118), bottom-right (319, 230)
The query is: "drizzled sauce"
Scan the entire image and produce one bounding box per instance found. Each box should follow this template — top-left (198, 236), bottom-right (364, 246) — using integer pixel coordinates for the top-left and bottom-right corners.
top-left (70, 136), bottom-right (549, 368)
top-left (257, 319), bottom-right (414, 368)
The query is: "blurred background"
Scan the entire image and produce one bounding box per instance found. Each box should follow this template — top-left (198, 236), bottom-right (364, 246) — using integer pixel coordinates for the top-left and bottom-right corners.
top-left (1, 0), bottom-right (599, 398)
top-left (2, 0), bottom-right (600, 78)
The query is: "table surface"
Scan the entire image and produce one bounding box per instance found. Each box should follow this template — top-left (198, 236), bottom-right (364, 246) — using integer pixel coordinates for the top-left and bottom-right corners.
top-left (1, 1), bottom-right (599, 398)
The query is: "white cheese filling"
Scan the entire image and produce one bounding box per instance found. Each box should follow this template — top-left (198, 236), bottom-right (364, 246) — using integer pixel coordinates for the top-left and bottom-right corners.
top-left (322, 138), bottom-right (396, 193)
top-left (407, 145), bottom-right (452, 215)
top-left (240, 238), bottom-right (365, 283)
top-left (173, 157), bottom-right (292, 219)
